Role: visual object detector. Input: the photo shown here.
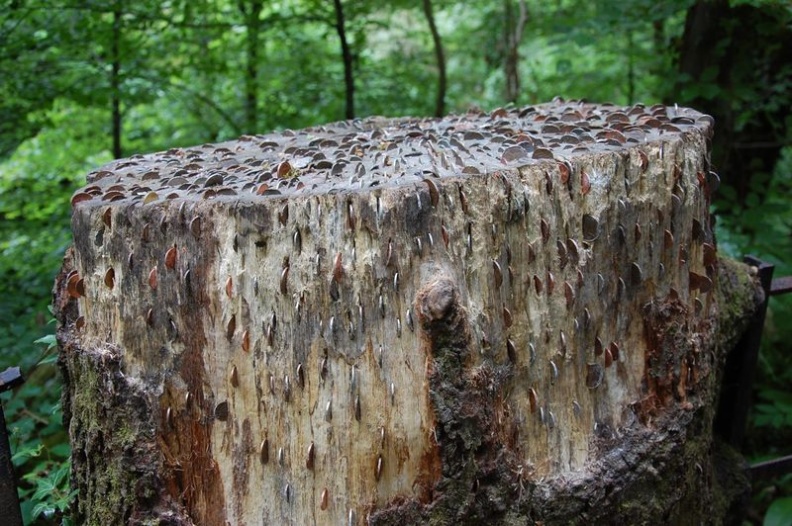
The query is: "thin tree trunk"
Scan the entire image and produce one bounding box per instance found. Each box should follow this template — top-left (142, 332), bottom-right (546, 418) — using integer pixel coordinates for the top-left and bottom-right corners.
top-left (333, 0), bottom-right (354, 119)
top-left (652, 19), bottom-right (664, 56)
top-left (626, 30), bottom-right (635, 104)
top-left (650, 19), bottom-right (666, 89)
top-left (56, 102), bottom-right (758, 525)
top-left (171, 79), bottom-right (244, 138)
top-left (240, 0), bottom-right (264, 134)
top-left (111, 2), bottom-right (122, 159)
top-left (503, 0), bottom-right (527, 104)
top-left (422, 0), bottom-right (446, 117)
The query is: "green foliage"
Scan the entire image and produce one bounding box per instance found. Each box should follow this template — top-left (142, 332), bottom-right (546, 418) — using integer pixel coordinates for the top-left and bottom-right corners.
top-left (754, 475), bottom-right (792, 526)
top-left (715, 147), bottom-right (792, 392)
top-left (754, 389), bottom-right (792, 430)
top-left (0, 101), bottom-right (111, 334)
top-left (715, 145), bottom-right (792, 525)
top-left (0, 100), bottom-right (110, 524)
top-left (0, 0), bottom-right (790, 524)
top-left (714, 140), bottom-right (792, 526)
top-left (2, 330), bottom-right (71, 524)
top-left (764, 495), bottom-right (792, 526)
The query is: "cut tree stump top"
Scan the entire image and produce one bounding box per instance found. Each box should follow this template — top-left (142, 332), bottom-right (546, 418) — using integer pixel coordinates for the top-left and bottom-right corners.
top-left (72, 101), bottom-right (713, 206)
top-left (60, 100), bottom-right (729, 526)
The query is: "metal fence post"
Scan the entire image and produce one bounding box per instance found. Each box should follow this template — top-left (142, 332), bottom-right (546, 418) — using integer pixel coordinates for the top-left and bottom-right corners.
top-left (0, 367), bottom-right (24, 526)
top-left (714, 256), bottom-right (774, 448)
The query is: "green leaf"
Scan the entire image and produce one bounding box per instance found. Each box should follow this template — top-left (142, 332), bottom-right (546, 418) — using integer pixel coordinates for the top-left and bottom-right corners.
top-left (50, 443), bottom-right (72, 459)
top-left (700, 82), bottom-right (721, 100)
top-left (759, 389), bottom-right (792, 407)
top-left (32, 479), bottom-right (56, 500)
top-left (34, 334), bottom-right (57, 349)
top-left (12, 443), bottom-right (43, 463)
top-left (718, 184), bottom-right (738, 203)
top-left (38, 354), bottom-right (59, 366)
top-left (31, 501), bottom-right (53, 520)
top-left (764, 497), bottom-right (792, 526)
top-left (755, 403), bottom-right (781, 414)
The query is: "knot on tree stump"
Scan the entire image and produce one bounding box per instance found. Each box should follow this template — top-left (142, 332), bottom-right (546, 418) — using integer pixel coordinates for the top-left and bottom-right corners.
top-left (415, 277), bottom-right (468, 350)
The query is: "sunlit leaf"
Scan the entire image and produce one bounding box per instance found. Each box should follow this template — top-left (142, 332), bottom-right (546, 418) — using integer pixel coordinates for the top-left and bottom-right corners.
top-left (764, 497), bottom-right (792, 526)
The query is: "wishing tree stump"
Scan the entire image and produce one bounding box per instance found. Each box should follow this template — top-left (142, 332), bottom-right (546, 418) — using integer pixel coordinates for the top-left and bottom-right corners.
top-left (55, 102), bottom-right (760, 525)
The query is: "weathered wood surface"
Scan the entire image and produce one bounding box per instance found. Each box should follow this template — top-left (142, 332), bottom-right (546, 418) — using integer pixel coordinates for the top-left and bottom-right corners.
top-left (54, 101), bottom-right (759, 525)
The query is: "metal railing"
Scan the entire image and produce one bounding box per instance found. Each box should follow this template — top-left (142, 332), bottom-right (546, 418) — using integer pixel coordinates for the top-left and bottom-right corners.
top-left (0, 366), bottom-right (24, 526)
top-left (714, 256), bottom-right (792, 481)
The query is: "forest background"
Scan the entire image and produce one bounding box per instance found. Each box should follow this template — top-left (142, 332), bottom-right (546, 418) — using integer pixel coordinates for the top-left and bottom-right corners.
top-left (0, 0), bottom-right (790, 524)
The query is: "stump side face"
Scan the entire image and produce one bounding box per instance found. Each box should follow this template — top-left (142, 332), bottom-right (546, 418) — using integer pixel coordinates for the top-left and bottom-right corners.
top-left (58, 102), bottom-right (722, 525)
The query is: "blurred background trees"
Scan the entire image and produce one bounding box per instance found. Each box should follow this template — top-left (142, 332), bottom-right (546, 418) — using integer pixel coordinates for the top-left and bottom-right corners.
top-left (1, 0), bottom-right (790, 523)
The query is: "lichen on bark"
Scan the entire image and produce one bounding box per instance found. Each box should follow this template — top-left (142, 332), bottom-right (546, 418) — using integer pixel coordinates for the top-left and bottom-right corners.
top-left (371, 277), bottom-right (529, 525)
top-left (56, 250), bottom-right (193, 526)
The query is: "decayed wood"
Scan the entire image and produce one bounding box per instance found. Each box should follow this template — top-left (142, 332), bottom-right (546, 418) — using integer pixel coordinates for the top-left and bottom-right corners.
top-left (55, 101), bottom-right (760, 525)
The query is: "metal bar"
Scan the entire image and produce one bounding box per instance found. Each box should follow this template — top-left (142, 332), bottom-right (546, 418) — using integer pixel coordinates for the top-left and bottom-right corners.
top-left (770, 276), bottom-right (792, 296)
top-left (750, 454), bottom-right (792, 481)
top-left (0, 366), bottom-right (24, 526)
top-left (0, 368), bottom-right (24, 391)
top-left (746, 274), bottom-right (792, 481)
top-left (714, 256), bottom-right (774, 449)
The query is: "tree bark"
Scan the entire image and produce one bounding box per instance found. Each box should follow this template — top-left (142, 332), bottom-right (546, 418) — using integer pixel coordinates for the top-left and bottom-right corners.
top-left (56, 102), bottom-right (759, 525)
top-left (332, 0), bottom-right (354, 120)
top-left (422, 0), bottom-right (446, 117)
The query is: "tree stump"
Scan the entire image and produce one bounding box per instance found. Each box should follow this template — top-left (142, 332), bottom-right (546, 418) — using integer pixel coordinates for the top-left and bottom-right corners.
top-left (55, 102), bottom-right (761, 525)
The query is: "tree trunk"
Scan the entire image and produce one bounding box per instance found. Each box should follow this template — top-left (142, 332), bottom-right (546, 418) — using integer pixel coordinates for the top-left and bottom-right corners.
top-left (111, 1), bottom-right (123, 159)
top-left (239, 0), bottom-right (264, 134)
top-left (333, 0), bottom-right (354, 120)
top-left (56, 101), bottom-right (760, 525)
top-left (422, 0), bottom-right (446, 117)
top-left (503, 0), bottom-right (527, 104)
top-left (626, 30), bottom-right (635, 104)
